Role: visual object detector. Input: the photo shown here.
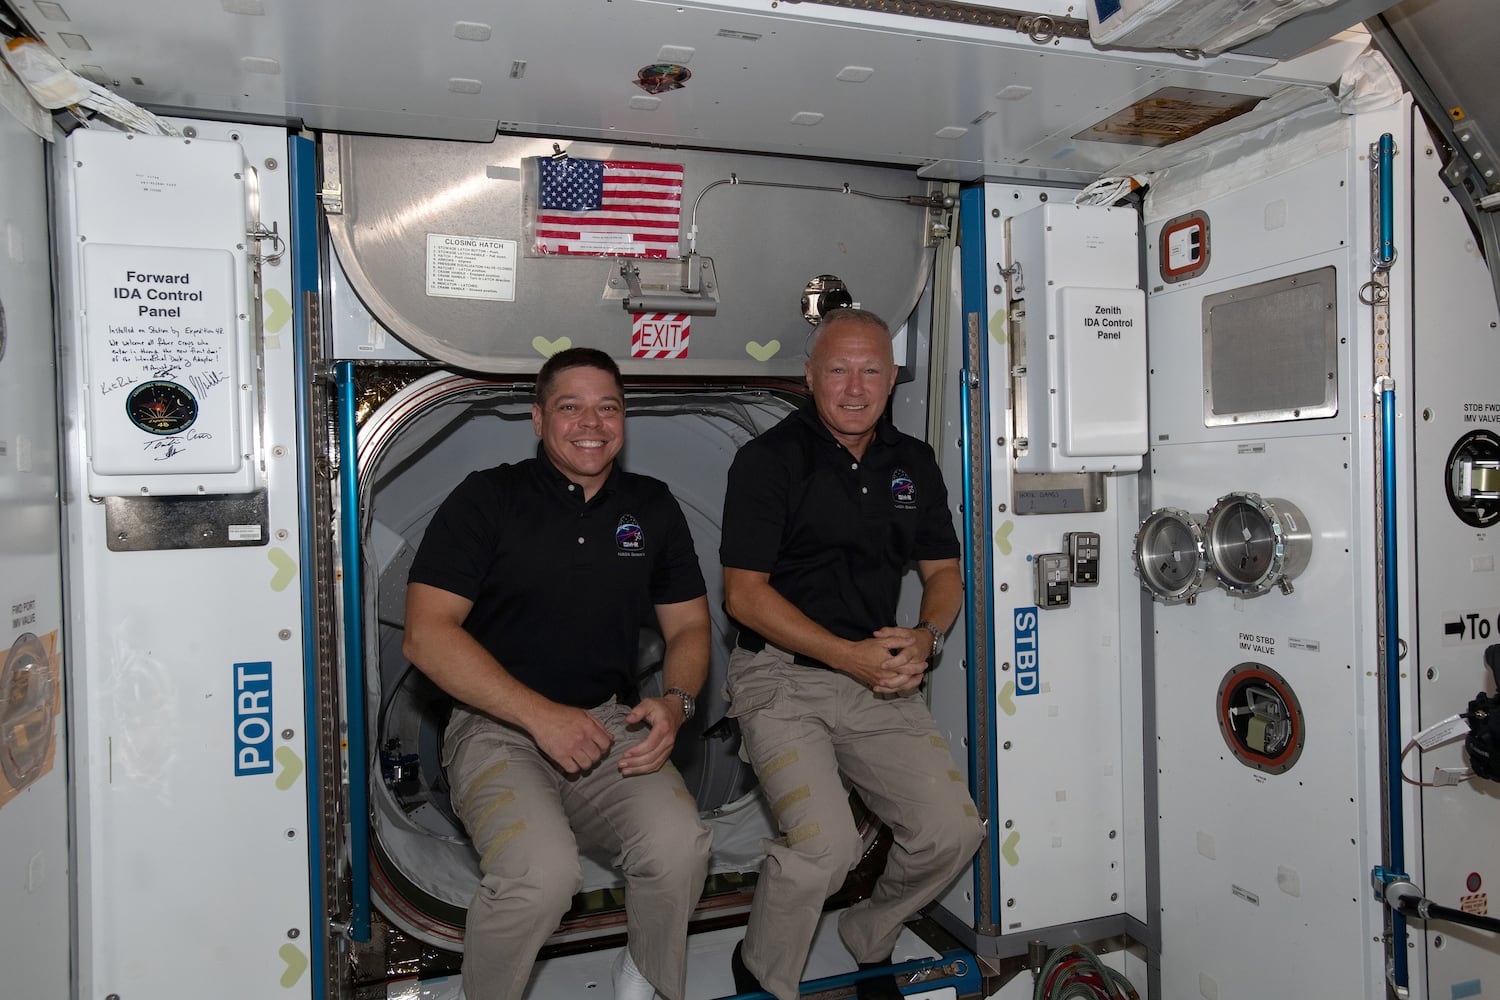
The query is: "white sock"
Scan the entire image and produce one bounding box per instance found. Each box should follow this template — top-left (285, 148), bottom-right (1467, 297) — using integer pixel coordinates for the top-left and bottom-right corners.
top-left (612, 946), bottom-right (658, 1000)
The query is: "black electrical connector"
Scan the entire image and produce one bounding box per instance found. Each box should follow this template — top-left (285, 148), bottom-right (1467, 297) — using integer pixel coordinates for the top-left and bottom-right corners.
top-left (1464, 644), bottom-right (1500, 781)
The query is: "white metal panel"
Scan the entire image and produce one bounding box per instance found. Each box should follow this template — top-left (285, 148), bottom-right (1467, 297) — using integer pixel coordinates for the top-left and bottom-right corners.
top-left (57, 122), bottom-right (312, 1000)
top-left (1010, 203), bottom-right (1146, 474)
top-left (0, 106), bottom-right (70, 1000)
top-left (982, 183), bottom-right (1132, 935)
top-left (1142, 105), bottom-right (1412, 999)
top-left (1143, 152), bottom-right (1354, 448)
top-left (69, 130), bottom-right (260, 495)
top-left (25, 0), bottom-right (1354, 182)
top-left (1408, 114), bottom-right (1500, 1000)
top-left (1149, 434), bottom-right (1370, 997)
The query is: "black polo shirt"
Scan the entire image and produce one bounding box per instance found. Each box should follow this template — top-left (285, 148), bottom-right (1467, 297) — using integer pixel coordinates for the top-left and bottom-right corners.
top-left (720, 400), bottom-right (960, 644)
top-left (408, 445), bottom-right (706, 709)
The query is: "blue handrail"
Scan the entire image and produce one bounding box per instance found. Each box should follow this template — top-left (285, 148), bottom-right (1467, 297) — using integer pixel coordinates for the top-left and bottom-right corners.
top-left (1381, 381), bottom-right (1406, 989)
top-left (958, 186), bottom-right (1001, 927)
top-left (1376, 134), bottom-right (1396, 270)
top-left (336, 361), bottom-right (371, 941)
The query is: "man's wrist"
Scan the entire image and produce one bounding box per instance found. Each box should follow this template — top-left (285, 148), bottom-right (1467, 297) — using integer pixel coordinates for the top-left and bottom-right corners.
top-left (916, 620), bottom-right (944, 659)
top-left (664, 686), bottom-right (696, 721)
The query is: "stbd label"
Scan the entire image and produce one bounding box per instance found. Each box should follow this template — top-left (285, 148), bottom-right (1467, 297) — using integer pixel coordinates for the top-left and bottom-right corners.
top-left (1014, 606), bottom-right (1040, 696)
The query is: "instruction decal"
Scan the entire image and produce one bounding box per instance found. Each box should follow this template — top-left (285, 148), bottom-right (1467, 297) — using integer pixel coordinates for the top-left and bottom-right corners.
top-left (1238, 632), bottom-right (1276, 655)
top-left (425, 234), bottom-right (517, 301)
top-left (82, 243), bottom-right (243, 476)
top-left (1014, 606), bottom-right (1040, 696)
top-left (1442, 607), bottom-right (1500, 646)
top-left (1462, 402), bottom-right (1500, 424)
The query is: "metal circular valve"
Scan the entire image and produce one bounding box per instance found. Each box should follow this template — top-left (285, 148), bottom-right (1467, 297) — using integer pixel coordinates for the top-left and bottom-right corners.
top-left (1134, 507), bottom-right (1213, 605)
top-left (1216, 661), bottom-right (1305, 774)
top-left (1204, 492), bottom-right (1312, 596)
top-left (801, 274), bottom-right (854, 326)
top-left (1, 633), bottom-right (57, 792)
top-left (1445, 429), bottom-right (1500, 528)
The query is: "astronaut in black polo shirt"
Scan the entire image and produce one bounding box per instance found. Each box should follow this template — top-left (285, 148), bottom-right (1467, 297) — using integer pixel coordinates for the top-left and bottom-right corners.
top-left (720, 309), bottom-right (984, 1000)
top-left (404, 348), bottom-right (711, 1000)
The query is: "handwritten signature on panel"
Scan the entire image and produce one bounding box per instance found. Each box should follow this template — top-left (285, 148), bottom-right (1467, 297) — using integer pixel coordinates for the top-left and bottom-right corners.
top-left (142, 429), bottom-right (214, 461)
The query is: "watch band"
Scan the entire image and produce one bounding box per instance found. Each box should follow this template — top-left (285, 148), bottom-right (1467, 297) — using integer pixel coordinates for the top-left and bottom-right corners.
top-left (664, 686), bottom-right (695, 721)
top-left (916, 621), bottom-right (944, 659)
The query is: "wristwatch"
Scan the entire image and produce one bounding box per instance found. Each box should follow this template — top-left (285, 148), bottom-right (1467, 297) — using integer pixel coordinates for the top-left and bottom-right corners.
top-left (665, 686), bottom-right (696, 721)
top-left (916, 621), bottom-right (944, 659)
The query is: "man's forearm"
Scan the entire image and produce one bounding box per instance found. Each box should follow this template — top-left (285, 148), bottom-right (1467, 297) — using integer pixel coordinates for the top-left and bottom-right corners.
top-left (917, 563), bottom-right (964, 634)
top-left (724, 569), bottom-right (852, 667)
top-left (403, 619), bottom-right (550, 732)
top-left (659, 622), bottom-right (711, 698)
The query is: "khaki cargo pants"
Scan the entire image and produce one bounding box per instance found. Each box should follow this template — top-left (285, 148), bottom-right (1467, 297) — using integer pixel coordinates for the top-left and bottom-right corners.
top-left (444, 699), bottom-right (711, 1000)
top-left (727, 645), bottom-right (985, 1000)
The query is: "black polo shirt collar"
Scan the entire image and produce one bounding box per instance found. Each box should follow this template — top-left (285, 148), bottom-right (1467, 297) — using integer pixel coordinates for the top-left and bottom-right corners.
top-left (793, 397), bottom-right (901, 455)
top-left (530, 441), bottom-right (621, 504)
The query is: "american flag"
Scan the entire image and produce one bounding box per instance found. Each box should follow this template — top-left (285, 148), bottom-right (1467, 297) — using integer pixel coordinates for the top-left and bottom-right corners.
top-left (534, 158), bottom-right (683, 258)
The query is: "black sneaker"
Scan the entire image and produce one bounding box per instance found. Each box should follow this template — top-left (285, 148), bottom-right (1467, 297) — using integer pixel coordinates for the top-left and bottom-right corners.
top-left (732, 940), bottom-right (768, 996)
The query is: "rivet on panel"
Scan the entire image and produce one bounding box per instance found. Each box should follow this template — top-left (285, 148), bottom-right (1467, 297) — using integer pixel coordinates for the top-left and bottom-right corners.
top-left (278, 629), bottom-right (292, 641)
top-left (282, 728), bottom-right (295, 740)
top-left (265, 158), bottom-right (279, 170)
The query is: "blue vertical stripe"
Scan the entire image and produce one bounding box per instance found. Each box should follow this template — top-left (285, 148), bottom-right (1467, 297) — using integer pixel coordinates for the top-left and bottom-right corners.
top-left (958, 186), bottom-right (1001, 926)
top-left (337, 361), bottom-right (372, 942)
top-left (288, 133), bottom-right (328, 998)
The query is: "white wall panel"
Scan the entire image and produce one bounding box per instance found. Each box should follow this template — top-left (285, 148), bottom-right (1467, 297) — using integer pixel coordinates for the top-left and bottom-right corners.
top-left (0, 106), bottom-right (70, 1000)
top-left (56, 122), bottom-right (312, 1000)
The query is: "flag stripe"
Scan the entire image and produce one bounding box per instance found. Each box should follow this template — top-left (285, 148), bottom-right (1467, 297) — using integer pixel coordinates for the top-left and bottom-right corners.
top-left (535, 229), bottom-right (680, 243)
top-left (536, 217), bottom-right (680, 230)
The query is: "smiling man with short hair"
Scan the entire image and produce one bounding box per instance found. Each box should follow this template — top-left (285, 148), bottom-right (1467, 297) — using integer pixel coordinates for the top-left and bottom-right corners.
top-left (404, 347), bottom-right (711, 1000)
top-left (720, 309), bottom-right (984, 1000)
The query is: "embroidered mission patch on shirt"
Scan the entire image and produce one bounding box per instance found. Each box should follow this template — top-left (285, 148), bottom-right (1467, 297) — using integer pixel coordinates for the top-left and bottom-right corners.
top-left (891, 467), bottom-right (916, 505)
top-left (616, 514), bottom-right (645, 553)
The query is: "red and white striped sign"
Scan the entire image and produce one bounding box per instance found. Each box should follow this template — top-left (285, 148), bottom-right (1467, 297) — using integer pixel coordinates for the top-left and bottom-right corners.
top-left (631, 313), bottom-right (691, 359)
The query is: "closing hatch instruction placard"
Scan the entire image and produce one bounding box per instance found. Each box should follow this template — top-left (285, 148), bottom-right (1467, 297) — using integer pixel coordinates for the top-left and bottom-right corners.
top-left (426, 234), bottom-right (517, 301)
top-left (82, 243), bottom-right (242, 477)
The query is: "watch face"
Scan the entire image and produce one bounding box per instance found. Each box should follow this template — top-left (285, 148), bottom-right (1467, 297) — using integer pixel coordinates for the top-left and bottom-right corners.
top-left (126, 380), bottom-right (199, 435)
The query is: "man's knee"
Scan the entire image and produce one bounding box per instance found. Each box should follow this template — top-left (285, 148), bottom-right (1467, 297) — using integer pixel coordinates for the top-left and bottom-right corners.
top-left (623, 813), bottom-right (711, 885)
top-left (477, 833), bottom-right (583, 916)
top-left (909, 804), bottom-right (985, 864)
top-left (789, 820), bottom-right (865, 893)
